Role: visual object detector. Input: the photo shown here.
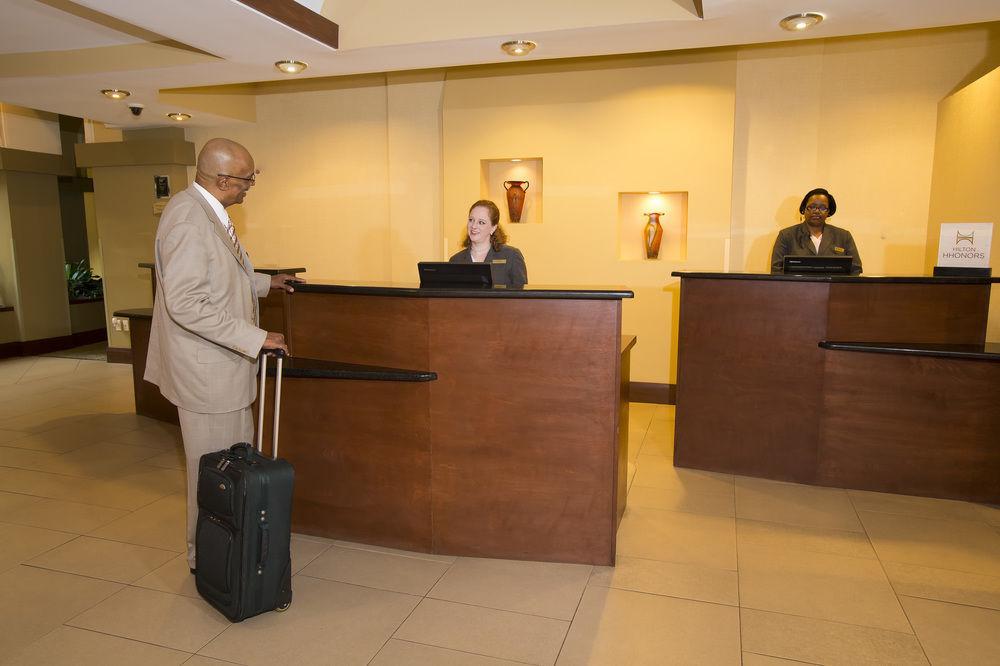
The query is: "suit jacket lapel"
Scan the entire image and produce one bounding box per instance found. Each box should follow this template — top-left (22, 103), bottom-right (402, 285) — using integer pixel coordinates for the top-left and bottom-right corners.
top-left (190, 190), bottom-right (252, 276)
top-left (796, 224), bottom-right (817, 255)
top-left (817, 227), bottom-right (835, 255)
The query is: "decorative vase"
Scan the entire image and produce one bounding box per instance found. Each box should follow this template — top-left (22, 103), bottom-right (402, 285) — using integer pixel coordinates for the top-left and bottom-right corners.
top-left (643, 212), bottom-right (664, 259)
top-left (503, 180), bottom-right (530, 223)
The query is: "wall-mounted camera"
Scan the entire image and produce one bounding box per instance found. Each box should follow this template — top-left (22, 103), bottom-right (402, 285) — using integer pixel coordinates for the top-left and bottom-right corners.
top-left (128, 103), bottom-right (144, 117)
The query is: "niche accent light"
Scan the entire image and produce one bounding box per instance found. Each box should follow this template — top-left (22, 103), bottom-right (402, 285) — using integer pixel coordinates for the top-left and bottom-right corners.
top-left (101, 89), bottom-right (131, 100)
top-left (166, 112), bottom-right (191, 122)
top-left (274, 60), bottom-right (308, 74)
top-left (779, 12), bottom-right (824, 31)
top-left (501, 40), bottom-right (536, 56)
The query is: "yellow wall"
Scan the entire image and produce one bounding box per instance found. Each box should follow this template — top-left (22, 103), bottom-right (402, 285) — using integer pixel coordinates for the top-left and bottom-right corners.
top-left (925, 64), bottom-right (1000, 341)
top-left (172, 24), bottom-right (997, 384)
top-left (0, 104), bottom-right (61, 154)
top-left (731, 27), bottom-right (998, 277)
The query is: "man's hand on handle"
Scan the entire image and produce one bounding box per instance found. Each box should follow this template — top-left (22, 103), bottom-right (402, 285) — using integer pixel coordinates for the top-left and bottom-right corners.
top-left (270, 274), bottom-right (305, 293)
top-left (262, 331), bottom-right (289, 356)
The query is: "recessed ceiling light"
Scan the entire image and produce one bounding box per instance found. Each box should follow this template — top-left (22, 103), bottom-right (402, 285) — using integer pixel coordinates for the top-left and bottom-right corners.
top-left (779, 12), bottom-right (824, 31)
top-left (275, 60), bottom-right (308, 74)
top-left (648, 191), bottom-right (661, 195)
top-left (101, 89), bottom-right (131, 100)
top-left (501, 40), bottom-right (536, 57)
top-left (166, 113), bottom-right (191, 122)
top-left (510, 158), bottom-right (522, 162)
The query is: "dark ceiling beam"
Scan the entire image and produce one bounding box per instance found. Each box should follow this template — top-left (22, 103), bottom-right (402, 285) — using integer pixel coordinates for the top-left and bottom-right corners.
top-left (233, 0), bottom-right (339, 50)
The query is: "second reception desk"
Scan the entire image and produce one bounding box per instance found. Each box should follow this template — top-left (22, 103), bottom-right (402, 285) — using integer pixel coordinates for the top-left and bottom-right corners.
top-left (671, 272), bottom-right (999, 503)
top-left (260, 283), bottom-right (634, 566)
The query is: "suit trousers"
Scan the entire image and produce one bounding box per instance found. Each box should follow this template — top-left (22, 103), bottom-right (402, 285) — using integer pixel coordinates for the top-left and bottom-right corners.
top-left (177, 406), bottom-right (254, 569)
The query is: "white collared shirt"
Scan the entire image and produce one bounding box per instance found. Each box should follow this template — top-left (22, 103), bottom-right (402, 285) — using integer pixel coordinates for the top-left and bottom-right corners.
top-left (811, 233), bottom-right (822, 253)
top-left (192, 181), bottom-right (233, 234)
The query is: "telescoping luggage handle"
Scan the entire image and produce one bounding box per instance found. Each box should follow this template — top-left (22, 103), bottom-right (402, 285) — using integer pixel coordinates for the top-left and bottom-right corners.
top-left (256, 349), bottom-right (285, 460)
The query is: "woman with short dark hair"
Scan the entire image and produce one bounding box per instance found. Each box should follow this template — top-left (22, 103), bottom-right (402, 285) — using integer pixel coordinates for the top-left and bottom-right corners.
top-left (770, 187), bottom-right (862, 274)
top-left (449, 199), bottom-right (528, 288)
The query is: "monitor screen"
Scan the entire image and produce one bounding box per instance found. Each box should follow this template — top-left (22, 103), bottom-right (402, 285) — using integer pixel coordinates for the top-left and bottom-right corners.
top-left (783, 255), bottom-right (854, 275)
top-left (417, 262), bottom-right (494, 288)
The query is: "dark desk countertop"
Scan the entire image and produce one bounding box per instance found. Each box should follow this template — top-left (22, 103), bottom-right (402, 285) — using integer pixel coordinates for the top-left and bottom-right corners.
top-left (820, 341), bottom-right (1000, 361)
top-left (295, 282), bottom-right (633, 299)
top-left (671, 272), bottom-right (999, 285)
top-left (138, 263), bottom-right (304, 276)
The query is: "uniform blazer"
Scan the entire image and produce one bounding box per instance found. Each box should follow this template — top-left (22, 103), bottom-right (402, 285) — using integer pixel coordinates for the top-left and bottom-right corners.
top-left (770, 222), bottom-right (863, 274)
top-left (144, 187), bottom-right (270, 414)
top-left (448, 244), bottom-right (528, 288)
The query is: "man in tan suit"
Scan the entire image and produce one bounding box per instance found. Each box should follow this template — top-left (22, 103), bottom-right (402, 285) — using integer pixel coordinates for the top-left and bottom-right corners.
top-left (145, 138), bottom-right (299, 571)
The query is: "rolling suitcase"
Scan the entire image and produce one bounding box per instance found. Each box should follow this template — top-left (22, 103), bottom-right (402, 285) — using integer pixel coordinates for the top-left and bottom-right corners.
top-left (195, 350), bottom-right (294, 622)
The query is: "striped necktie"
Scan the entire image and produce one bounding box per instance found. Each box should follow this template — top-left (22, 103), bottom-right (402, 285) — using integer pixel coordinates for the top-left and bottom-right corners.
top-left (225, 222), bottom-right (243, 258)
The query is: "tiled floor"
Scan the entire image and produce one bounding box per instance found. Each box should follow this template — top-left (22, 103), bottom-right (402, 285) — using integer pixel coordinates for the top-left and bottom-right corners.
top-left (0, 355), bottom-right (998, 665)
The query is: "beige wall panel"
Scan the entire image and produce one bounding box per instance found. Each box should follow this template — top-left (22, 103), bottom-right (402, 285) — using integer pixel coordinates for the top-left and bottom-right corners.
top-left (0, 104), bottom-right (61, 155)
top-left (185, 83), bottom-right (391, 282)
top-left (0, 174), bottom-right (15, 310)
top-left (92, 164), bottom-right (188, 348)
top-left (926, 65), bottom-right (1000, 341)
top-left (0, 311), bottom-right (18, 344)
top-left (442, 55), bottom-right (738, 384)
top-left (732, 26), bottom-right (996, 276)
top-left (6, 171), bottom-right (70, 340)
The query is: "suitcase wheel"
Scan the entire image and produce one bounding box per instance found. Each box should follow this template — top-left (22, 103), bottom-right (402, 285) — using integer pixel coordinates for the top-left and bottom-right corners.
top-left (276, 590), bottom-right (292, 612)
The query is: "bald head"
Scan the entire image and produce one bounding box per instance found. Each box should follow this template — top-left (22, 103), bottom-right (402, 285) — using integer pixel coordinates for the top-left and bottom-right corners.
top-left (195, 138), bottom-right (257, 208)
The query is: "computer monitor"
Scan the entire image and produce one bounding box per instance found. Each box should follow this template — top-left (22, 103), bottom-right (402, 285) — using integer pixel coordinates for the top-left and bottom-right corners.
top-left (782, 255), bottom-right (854, 275)
top-left (417, 261), bottom-right (493, 288)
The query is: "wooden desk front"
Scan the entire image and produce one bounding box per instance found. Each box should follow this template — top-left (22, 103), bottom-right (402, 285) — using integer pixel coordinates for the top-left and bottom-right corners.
top-left (671, 273), bottom-right (998, 502)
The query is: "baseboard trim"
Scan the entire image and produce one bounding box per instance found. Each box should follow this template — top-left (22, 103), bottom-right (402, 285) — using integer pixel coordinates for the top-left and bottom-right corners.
top-left (106, 347), bottom-right (133, 364)
top-left (0, 329), bottom-right (109, 359)
top-left (629, 382), bottom-right (676, 405)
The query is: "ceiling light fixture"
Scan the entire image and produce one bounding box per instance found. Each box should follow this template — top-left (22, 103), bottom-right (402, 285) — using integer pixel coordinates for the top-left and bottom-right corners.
top-left (501, 40), bottom-right (536, 57)
top-left (779, 12), bottom-right (824, 31)
top-left (101, 89), bottom-right (131, 100)
top-left (274, 60), bottom-right (308, 74)
top-left (166, 113), bottom-right (191, 122)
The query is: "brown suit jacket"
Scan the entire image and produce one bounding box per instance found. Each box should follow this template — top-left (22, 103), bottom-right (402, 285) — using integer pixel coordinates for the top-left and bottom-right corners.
top-left (770, 222), bottom-right (863, 274)
top-left (144, 187), bottom-right (270, 413)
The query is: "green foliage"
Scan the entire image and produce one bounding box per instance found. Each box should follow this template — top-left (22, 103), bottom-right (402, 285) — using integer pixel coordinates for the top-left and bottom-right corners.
top-left (65, 259), bottom-right (103, 300)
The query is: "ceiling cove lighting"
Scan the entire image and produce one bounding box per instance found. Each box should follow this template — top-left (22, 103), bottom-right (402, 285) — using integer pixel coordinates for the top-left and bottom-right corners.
top-left (501, 40), bottom-right (536, 56)
top-left (101, 89), bottom-right (131, 100)
top-left (274, 60), bottom-right (308, 74)
top-left (166, 112), bottom-right (191, 121)
top-left (779, 12), bottom-right (825, 31)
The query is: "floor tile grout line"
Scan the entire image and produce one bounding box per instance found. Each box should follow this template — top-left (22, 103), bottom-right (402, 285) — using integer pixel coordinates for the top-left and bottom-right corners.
top-left (386, 637), bottom-right (539, 665)
top-left (584, 579), bottom-right (742, 611)
top-left (48, 624), bottom-right (198, 659)
top-left (849, 491), bottom-right (931, 664)
top-left (740, 605), bottom-right (930, 637)
top-left (366, 544), bottom-right (459, 661)
top-left (734, 505), bottom-right (743, 659)
top-left (554, 564), bottom-right (595, 663)
top-left (741, 649), bottom-right (821, 665)
top-left (896, 591), bottom-right (1000, 613)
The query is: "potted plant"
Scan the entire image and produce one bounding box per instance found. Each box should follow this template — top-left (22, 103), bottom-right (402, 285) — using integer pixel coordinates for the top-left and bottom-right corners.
top-left (65, 259), bottom-right (103, 302)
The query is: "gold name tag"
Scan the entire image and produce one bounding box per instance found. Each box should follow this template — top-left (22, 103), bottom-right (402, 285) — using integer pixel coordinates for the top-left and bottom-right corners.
top-left (833, 246), bottom-right (845, 254)
top-left (491, 259), bottom-right (507, 265)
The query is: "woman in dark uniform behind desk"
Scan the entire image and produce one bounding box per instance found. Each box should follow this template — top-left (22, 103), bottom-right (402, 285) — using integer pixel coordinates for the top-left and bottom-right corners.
top-left (770, 187), bottom-right (863, 274)
top-left (449, 199), bottom-right (528, 288)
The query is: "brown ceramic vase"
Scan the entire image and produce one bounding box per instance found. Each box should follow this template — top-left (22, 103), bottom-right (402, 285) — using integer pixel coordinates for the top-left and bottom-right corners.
top-left (644, 212), bottom-right (664, 259)
top-left (503, 180), bottom-right (530, 223)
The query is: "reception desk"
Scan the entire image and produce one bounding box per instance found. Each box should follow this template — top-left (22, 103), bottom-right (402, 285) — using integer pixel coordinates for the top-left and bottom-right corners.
top-left (119, 282), bottom-right (634, 565)
top-left (671, 272), bottom-right (999, 503)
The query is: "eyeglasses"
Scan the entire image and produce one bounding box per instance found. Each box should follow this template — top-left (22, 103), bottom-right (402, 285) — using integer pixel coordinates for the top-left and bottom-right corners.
top-left (218, 171), bottom-right (258, 184)
top-left (805, 204), bottom-right (829, 212)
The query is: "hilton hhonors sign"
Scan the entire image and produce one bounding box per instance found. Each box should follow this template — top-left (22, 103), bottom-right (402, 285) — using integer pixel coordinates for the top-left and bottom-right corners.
top-left (936, 222), bottom-right (993, 268)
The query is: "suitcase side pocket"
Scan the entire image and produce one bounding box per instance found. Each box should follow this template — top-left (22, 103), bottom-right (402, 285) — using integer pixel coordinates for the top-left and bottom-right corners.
top-left (198, 466), bottom-right (239, 525)
top-left (196, 513), bottom-right (238, 597)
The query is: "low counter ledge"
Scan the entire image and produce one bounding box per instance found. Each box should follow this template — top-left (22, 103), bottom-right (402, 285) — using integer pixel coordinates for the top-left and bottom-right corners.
top-left (295, 282), bottom-right (633, 299)
top-left (820, 341), bottom-right (1000, 362)
top-left (267, 357), bottom-right (436, 382)
top-left (112, 311), bottom-right (435, 380)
